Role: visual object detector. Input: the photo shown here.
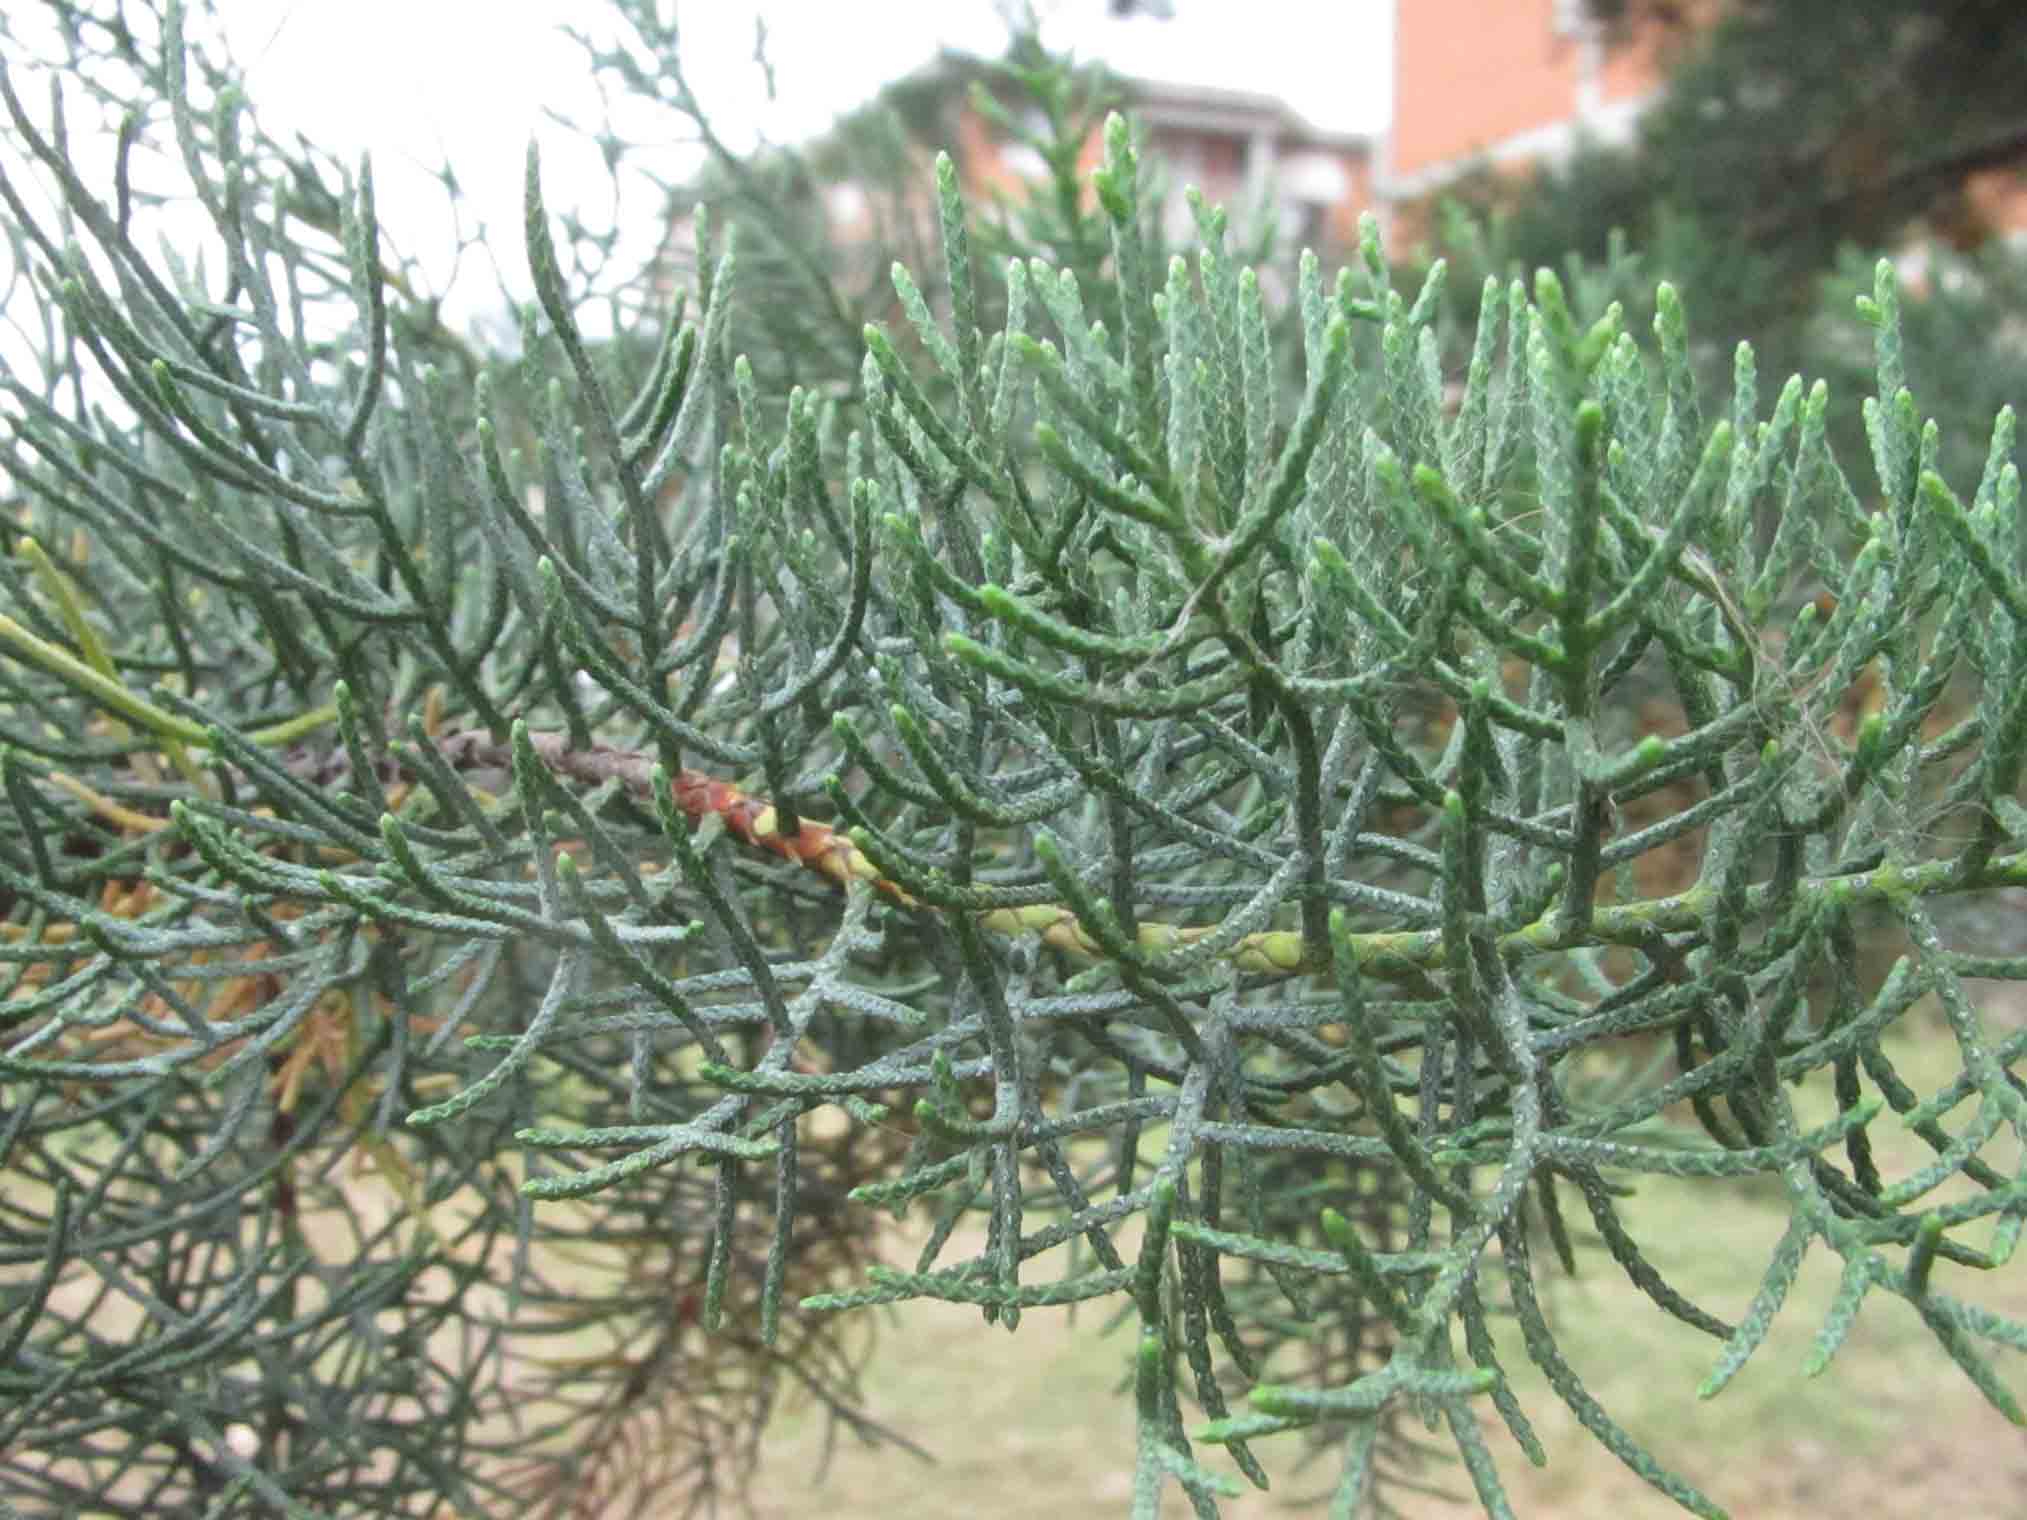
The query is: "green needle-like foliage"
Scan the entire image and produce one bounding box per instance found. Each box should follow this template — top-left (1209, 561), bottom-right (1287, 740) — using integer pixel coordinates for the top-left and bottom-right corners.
top-left (2, 7), bottom-right (2025, 1518)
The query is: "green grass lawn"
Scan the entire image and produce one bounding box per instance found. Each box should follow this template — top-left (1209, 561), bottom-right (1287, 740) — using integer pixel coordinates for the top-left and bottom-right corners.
top-left (750, 1003), bottom-right (2027, 1519)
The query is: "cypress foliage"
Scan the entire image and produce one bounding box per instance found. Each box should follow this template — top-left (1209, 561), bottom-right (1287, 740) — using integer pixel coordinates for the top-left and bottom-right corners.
top-left (2, 6), bottom-right (2024, 1517)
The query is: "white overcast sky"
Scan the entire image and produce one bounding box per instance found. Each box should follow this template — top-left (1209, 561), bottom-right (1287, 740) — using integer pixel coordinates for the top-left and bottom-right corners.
top-left (228, 1), bottom-right (1390, 156)
top-left (209, 0), bottom-right (1388, 312)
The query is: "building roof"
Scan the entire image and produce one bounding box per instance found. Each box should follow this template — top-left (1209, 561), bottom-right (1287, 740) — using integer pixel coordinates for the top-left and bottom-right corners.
top-left (880, 48), bottom-right (1370, 155)
top-left (1118, 74), bottom-right (1370, 152)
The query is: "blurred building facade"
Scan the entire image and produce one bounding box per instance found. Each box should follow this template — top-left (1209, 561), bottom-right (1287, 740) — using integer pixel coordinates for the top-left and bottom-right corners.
top-left (680, 3), bottom-right (2025, 270)
top-left (818, 2), bottom-right (1677, 257)
top-left (1377, 0), bottom-right (1671, 238)
top-left (1106, 76), bottom-right (1373, 252)
top-left (813, 55), bottom-right (1375, 254)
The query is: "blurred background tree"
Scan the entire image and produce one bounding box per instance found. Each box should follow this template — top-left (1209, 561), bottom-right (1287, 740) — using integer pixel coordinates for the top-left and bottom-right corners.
top-left (1586, 0), bottom-right (2027, 254)
top-left (1430, 0), bottom-right (2027, 484)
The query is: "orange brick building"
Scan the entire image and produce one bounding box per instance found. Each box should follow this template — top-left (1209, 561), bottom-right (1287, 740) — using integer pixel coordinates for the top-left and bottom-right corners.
top-left (1378, 0), bottom-right (1670, 228)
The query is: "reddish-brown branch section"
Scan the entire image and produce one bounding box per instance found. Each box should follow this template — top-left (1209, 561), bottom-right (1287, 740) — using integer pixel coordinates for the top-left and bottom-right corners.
top-left (431, 729), bottom-right (914, 906)
top-left (289, 726), bottom-right (1310, 972)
